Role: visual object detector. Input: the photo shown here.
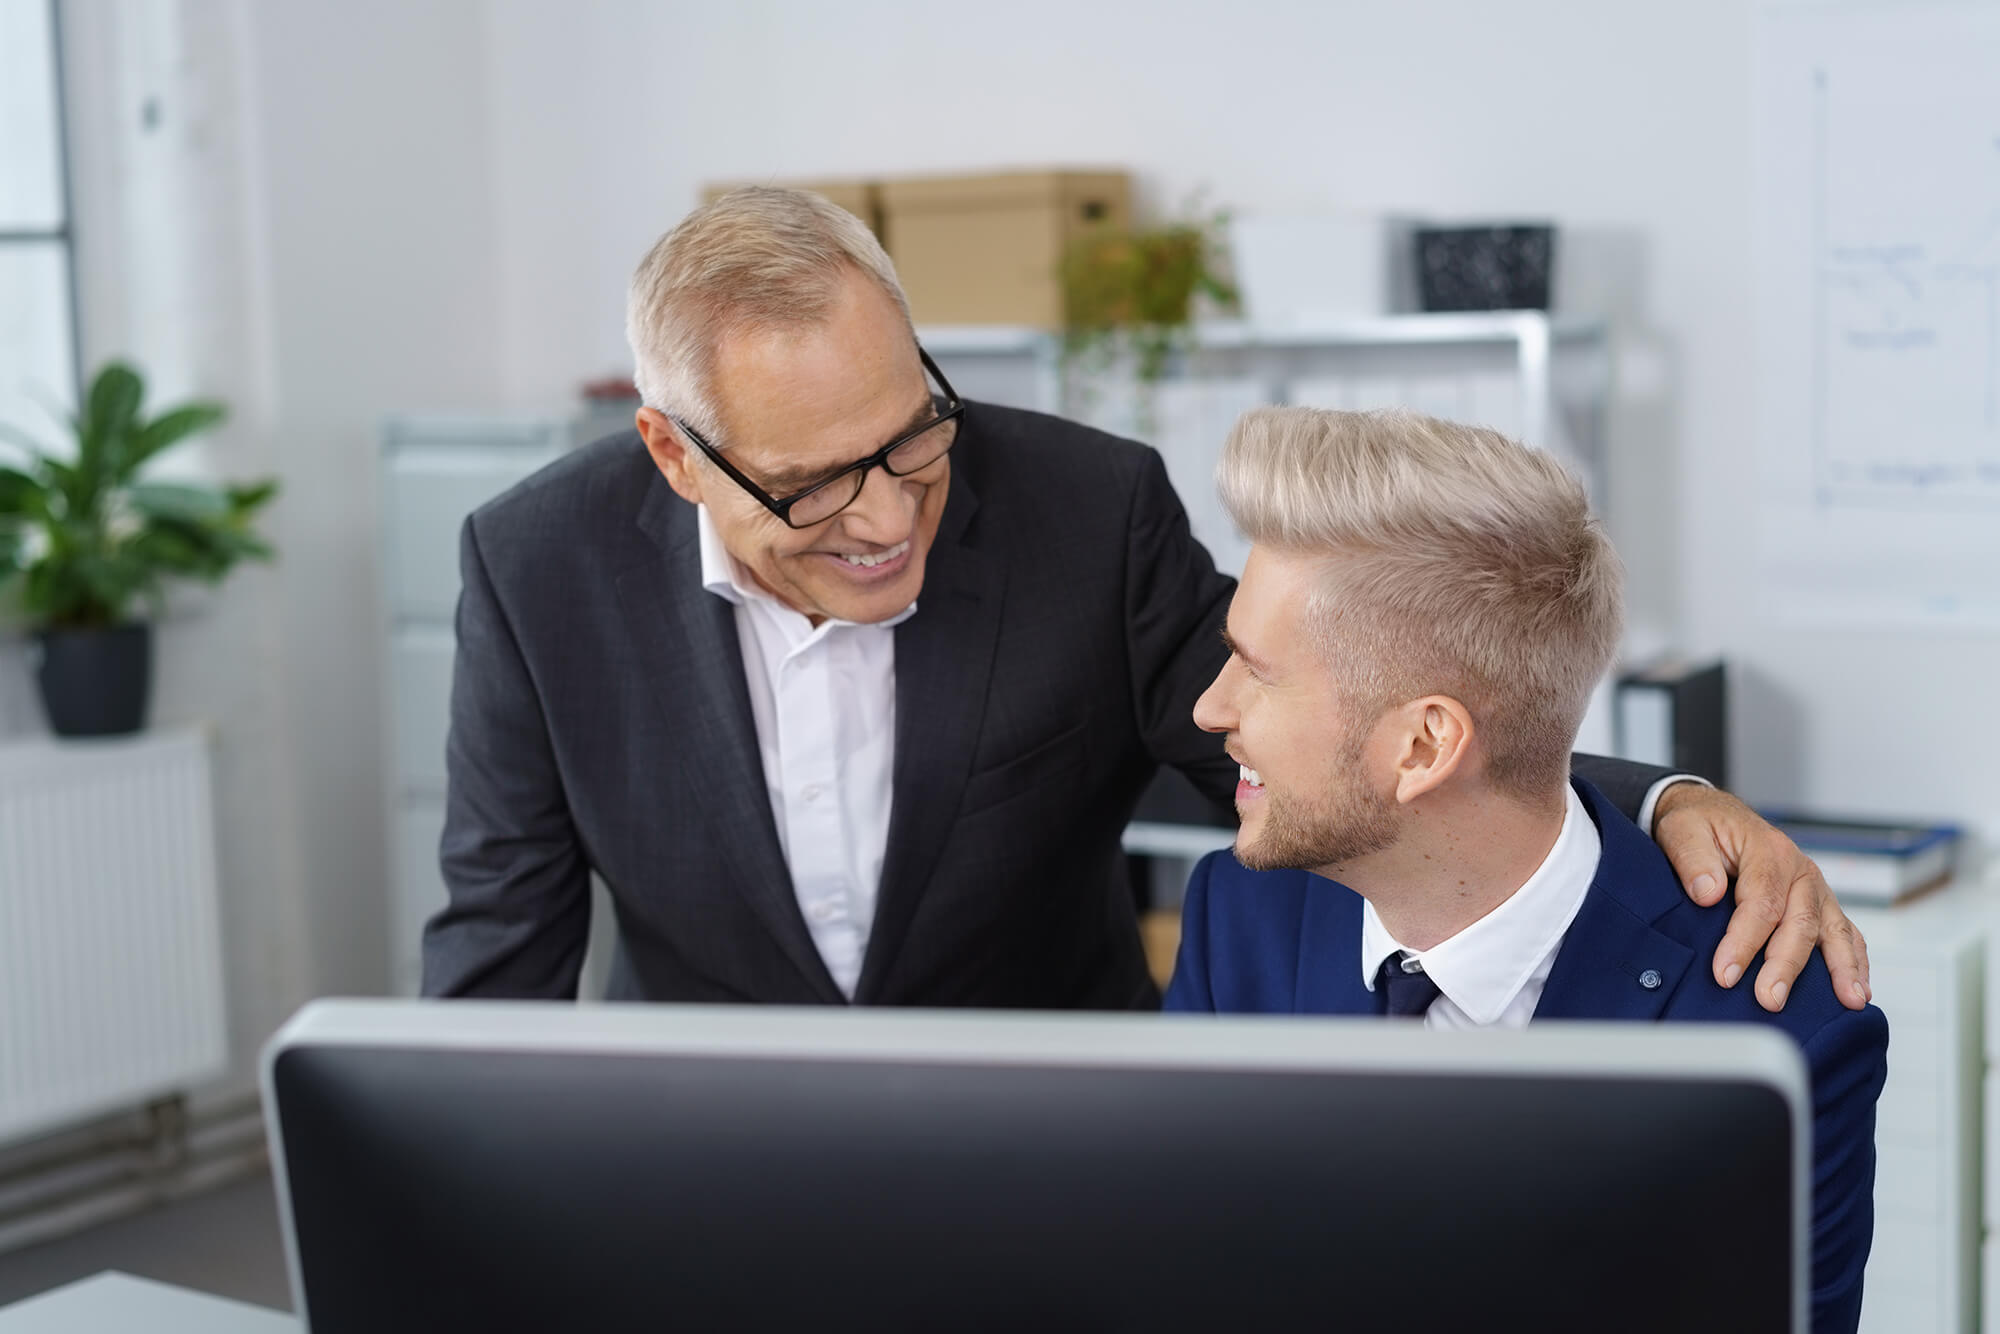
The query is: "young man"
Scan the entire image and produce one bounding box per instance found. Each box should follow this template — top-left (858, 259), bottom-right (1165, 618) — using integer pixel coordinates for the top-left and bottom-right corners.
top-left (1165, 407), bottom-right (1887, 1332)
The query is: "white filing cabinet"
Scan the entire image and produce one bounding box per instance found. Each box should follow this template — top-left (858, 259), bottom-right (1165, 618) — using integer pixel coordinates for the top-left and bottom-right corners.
top-left (1977, 862), bottom-right (2000, 1334)
top-left (379, 418), bottom-right (570, 994)
top-left (1844, 875), bottom-right (1990, 1333)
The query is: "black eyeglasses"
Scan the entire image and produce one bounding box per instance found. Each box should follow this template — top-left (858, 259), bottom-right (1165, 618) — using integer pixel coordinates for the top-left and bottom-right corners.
top-left (670, 347), bottom-right (964, 529)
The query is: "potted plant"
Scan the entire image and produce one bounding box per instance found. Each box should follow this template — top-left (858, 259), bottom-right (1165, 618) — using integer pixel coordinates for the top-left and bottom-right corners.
top-left (0, 362), bottom-right (278, 737)
top-left (1059, 208), bottom-right (1239, 389)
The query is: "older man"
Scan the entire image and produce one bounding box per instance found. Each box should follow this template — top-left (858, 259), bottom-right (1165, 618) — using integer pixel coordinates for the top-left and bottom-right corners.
top-left (424, 186), bottom-right (1869, 1012)
top-left (1164, 407), bottom-right (1886, 1332)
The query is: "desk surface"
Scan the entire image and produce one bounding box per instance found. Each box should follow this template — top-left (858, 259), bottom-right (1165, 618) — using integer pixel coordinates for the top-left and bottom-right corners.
top-left (0, 1272), bottom-right (297, 1333)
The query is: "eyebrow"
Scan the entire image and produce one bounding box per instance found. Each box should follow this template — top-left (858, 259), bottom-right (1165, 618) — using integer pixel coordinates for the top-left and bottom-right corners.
top-left (1219, 627), bottom-right (1276, 679)
top-left (754, 396), bottom-right (940, 496)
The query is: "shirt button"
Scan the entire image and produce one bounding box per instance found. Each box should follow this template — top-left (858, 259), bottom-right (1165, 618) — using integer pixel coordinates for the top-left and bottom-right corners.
top-left (808, 900), bottom-right (839, 923)
top-left (801, 783), bottom-right (824, 802)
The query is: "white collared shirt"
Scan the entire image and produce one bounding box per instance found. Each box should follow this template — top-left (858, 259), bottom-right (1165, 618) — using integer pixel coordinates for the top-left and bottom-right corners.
top-left (1359, 783), bottom-right (1602, 1030)
top-left (697, 505), bottom-right (915, 998)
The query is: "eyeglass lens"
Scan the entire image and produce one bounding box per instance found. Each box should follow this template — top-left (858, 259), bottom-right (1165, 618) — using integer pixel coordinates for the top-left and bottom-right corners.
top-left (786, 416), bottom-right (957, 526)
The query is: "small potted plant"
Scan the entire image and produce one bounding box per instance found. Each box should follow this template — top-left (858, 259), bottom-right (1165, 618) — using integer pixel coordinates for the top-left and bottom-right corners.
top-left (0, 362), bottom-right (278, 737)
top-left (1059, 207), bottom-right (1239, 387)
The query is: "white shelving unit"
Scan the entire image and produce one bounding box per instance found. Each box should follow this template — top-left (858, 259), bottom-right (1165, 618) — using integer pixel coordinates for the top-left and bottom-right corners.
top-left (1843, 871), bottom-right (1991, 1334)
top-left (922, 310), bottom-right (1614, 539)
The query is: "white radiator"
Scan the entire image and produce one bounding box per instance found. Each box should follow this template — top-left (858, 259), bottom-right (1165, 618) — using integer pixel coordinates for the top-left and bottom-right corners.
top-left (0, 728), bottom-right (229, 1146)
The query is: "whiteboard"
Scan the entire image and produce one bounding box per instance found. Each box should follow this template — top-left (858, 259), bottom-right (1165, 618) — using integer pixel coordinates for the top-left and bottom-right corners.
top-left (1753, 1), bottom-right (2000, 627)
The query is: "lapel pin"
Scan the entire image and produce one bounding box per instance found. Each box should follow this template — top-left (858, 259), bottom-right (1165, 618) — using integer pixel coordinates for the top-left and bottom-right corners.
top-left (1638, 969), bottom-right (1663, 990)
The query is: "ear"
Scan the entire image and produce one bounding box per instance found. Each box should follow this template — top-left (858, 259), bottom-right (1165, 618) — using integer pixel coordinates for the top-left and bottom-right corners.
top-left (636, 407), bottom-right (704, 506)
top-left (1389, 695), bottom-right (1476, 805)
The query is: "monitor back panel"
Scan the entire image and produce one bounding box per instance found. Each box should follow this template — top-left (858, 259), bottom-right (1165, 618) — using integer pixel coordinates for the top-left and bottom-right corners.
top-left (270, 1040), bottom-right (1794, 1333)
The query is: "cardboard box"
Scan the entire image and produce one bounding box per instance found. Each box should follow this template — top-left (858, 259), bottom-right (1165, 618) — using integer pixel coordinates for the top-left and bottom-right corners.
top-left (878, 170), bottom-right (1131, 328)
top-left (699, 179), bottom-right (882, 237)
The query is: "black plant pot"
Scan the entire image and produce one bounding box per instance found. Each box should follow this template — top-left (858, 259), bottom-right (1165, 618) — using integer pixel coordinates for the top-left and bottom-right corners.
top-left (35, 622), bottom-right (154, 737)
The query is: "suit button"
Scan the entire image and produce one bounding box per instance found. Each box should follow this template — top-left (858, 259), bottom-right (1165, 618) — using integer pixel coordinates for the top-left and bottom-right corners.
top-left (1639, 969), bottom-right (1663, 990)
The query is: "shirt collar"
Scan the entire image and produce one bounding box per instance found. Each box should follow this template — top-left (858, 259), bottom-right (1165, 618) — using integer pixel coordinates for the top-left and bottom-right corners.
top-left (695, 503), bottom-right (917, 629)
top-left (1359, 781), bottom-right (1601, 1025)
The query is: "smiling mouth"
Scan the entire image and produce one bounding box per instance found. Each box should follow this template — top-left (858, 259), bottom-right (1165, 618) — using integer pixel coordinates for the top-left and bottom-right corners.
top-left (1239, 763), bottom-right (1264, 788)
top-left (833, 540), bottom-right (910, 569)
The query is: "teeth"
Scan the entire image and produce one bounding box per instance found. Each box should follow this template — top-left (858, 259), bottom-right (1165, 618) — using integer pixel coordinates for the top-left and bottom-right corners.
top-left (1240, 765), bottom-right (1263, 787)
top-left (840, 540), bottom-right (910, 568)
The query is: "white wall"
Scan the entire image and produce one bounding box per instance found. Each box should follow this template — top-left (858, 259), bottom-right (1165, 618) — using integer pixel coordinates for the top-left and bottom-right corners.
top-left (236, 0), bottom-right (505, 1003)
top-left (474, 0), bottom-right (1999, 837)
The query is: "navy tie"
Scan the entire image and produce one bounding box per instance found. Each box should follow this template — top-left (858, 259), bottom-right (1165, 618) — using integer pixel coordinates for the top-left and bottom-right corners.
top-left (1376, 953), bottom-right (1442, 1019)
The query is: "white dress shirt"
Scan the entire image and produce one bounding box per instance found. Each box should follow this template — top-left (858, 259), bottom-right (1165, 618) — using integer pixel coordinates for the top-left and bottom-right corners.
top-left (1637, 773), bottom-right (1708, 840)
top-left (1360, 783), bottom-right (1602, 1030)
top-left (697, 506), bottom-right (914, 998)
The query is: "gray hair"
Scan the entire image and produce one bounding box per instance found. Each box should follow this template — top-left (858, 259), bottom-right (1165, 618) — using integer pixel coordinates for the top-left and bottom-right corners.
top-left (1217, 406), bottom-right (1624, 799)
top-left (625, 187), bottom-right (912, 437)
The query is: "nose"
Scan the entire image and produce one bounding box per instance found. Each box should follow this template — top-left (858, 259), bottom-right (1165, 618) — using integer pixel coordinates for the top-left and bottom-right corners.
top-left (836, 463), bottom-right (918, 545)
top-left (1192, 660), bottom-right (1238, 735)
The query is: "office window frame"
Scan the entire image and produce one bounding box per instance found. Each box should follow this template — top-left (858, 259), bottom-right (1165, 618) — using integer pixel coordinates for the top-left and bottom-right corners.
top-left (1, 0), bottom-right (85, 418)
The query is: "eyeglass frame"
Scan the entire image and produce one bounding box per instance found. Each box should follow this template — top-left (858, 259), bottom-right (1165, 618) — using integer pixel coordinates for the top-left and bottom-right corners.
top-left (667, 346), bottom-right (965, 530)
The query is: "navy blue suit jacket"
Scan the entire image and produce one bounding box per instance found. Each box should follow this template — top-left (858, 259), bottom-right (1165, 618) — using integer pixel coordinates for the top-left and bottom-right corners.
top-left (1165, 778), bottom-right (1888, 1334)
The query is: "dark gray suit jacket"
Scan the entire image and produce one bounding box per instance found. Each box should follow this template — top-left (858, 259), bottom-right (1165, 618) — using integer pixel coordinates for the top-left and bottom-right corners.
top-left (423, 402), bottom-right (1669, 1008)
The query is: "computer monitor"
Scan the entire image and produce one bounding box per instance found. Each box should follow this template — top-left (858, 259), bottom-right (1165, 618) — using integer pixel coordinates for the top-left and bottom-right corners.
top-left (263, 1001), bottom-right (1808, 1333)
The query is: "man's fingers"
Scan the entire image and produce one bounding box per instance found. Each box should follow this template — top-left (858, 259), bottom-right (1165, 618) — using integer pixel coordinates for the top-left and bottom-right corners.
top-left (1655, 807), bottom-right (1732, 907)
top-left (1661, 790), bottom-right (1868, 1012)
top-left (1711, 844), bottom-right (1792, 991)
top-left (1818, 897), bottom-right (1874, 1011)
top-left (1750, 869), bottom-right (1824, 1014)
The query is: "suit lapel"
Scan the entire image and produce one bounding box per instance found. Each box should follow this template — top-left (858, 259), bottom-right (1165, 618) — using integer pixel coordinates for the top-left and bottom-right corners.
top-left (1532, 890), bottom-right (1691, 1021)
top-left (1294, 876), bottom-right (1378, 1015)
top-left (616, 477), bottom-right (843, 1003)
top-left (855, 464), bottom-right (1002, 1002)
top-left (1532, 783), bottom-right (1695, 1021)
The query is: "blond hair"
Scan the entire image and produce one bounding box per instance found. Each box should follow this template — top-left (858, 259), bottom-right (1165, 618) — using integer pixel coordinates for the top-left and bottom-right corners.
top-left (1217, 406), bottom-right (1624, 799)
top-left (625, 187), bottom-right (912, 435)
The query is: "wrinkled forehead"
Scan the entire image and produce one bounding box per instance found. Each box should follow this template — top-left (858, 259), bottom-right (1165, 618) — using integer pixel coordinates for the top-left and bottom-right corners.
top-left (706, 318), bottom-right (933, 484)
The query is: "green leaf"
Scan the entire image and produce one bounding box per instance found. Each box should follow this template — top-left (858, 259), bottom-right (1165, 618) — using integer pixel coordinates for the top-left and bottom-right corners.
top-left (125, 401), bottom-right (227, 476)
top-left (29, 542), bottom-right (138, 626)
top-left (125, 525), bottom-right (213, 577)
top-left (86, 363), bottom-right (144, 434)
top-left (102, 543), bottom-right (156, 602)
top-left (231, 533), bottom-right (274, 562)
top-left (80, 364), bottom-right (145, 483)
top-left (225, 478), bottom-right (279, 512)
top-left (0, 512), bottom-right (21, 583)
top-left (125, 482), bottom-right (231, 522)
top-left (0, 466), bottom-right (40, 516)
top-left (38, 455), bottom-right (84, 513)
